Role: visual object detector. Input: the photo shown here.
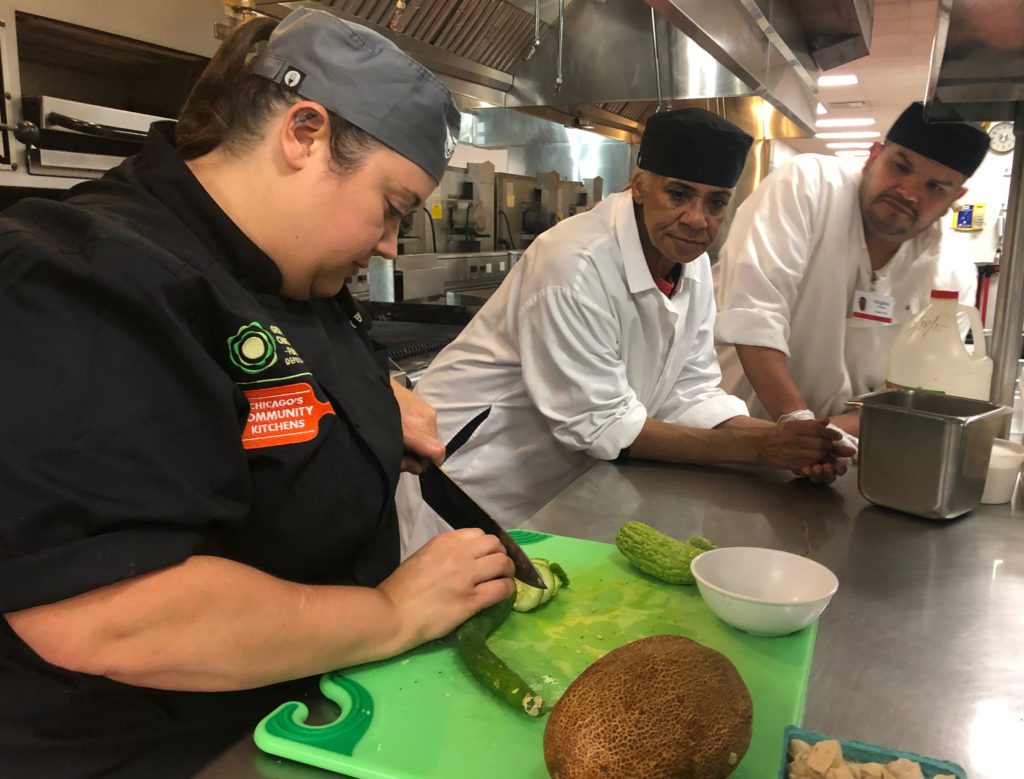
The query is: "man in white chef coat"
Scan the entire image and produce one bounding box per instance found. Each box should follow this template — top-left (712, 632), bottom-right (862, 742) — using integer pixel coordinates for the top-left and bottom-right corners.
top-left (397, 108), bottom-right (853, 556)
top-left (714, 103), bottom-right (988, 444)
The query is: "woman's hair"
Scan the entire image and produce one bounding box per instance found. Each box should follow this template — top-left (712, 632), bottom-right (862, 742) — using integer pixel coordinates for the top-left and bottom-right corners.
top-left (176, 15), bottom-right (381, 168)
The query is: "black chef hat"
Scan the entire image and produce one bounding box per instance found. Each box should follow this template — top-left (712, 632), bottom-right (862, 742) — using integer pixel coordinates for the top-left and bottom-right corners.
top-left (636, 108), bottom-right (754, 188)
top-left (886, 103), bottom-right (988, 178)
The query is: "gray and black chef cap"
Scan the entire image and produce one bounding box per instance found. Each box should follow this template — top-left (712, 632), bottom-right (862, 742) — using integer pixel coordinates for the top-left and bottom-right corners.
top-left (637, 108), bottom-right (754, 188)
top-left (249, 7), bottom-right (460, 183)
top-left (886, 103), bottom-right (988, 178)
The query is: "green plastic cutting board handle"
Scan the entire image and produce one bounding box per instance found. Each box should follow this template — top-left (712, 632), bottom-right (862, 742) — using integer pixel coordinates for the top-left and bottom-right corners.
top-left (254, 673), bottom-right (391, 775)
top-left (506, 529), bottom-right (550, 545)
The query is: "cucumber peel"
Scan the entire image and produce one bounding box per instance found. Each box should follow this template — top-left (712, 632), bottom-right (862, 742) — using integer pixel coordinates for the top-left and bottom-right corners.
top-left (549, 563), bottom-right (570, 587)
top-left (513, 579), bottom-right (543, 612)
top-left (456, 594), bottom-right (544, 716)
top-left (456, 557), bottom-right (570, 716)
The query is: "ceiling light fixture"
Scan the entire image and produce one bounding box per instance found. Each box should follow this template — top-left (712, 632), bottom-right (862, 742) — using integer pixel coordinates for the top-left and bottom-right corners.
top-left (815, 130), bottom-right (881, 139)
top-left (816, 117), bottom-right (875, 128)
top-left (817, 103), bottom-right (828, 116)
top-left (826, 142), bottom-right (874, 149)
top-left (835, 150), bottom-right (869, 157)
top-left (818, 74), bottom-right (859, 87)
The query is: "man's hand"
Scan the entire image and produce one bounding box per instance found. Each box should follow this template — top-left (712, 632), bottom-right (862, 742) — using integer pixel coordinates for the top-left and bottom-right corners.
top-left (791, 456), bottom-right (847, 485)
top-left (756, 418), bottom-right (843, 471)
top-left (827, 410), bottom-right (861, 437)
top-left (770, 409), bottom-right (860, 483)
top-left (777, 409), bottom-right (858, 484)
top-left (391, 379), bottom-right (445, 473)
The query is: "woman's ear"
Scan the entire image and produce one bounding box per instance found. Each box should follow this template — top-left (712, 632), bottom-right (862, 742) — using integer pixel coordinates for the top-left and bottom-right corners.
top-left (279, 101), bottom-right (329, 170)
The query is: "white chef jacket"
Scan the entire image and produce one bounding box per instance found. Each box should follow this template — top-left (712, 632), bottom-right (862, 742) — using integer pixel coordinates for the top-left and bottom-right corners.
top-left (397, 191), bottom-right (748, 556)
top-left (713, 153), bottom-right (977, 420)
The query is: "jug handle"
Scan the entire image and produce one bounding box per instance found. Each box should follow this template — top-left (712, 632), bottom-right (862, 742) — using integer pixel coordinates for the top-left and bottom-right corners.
top-left (958, 302), bottom-right (987, 359)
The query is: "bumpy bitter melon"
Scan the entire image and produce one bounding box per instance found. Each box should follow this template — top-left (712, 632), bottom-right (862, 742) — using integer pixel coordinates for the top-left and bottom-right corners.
top-left (615, 521), bottom-right (715, 584)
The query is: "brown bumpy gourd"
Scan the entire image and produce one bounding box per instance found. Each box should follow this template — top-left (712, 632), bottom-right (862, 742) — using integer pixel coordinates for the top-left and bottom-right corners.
top-left (543, 635), bottom-right (753, 779)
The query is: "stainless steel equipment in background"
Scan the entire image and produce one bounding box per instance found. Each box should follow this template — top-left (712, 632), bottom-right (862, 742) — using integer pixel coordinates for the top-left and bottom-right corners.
top-left (0, 5), bottom-right (214, 195)
top-left (347, 250), bottom-right (524, 385)
top-left (926, 0), bottom-right (1024, 435)
top-left (408, 162), bottom-right (497, 255)
top-left (19, 96), bottom-right (169, 179)
top-left (393, 160), bottom-right (599, 256)
top-left (494, 170), bottom-right (600, 251)
top-left (349, 251), bottom-right (523, 306)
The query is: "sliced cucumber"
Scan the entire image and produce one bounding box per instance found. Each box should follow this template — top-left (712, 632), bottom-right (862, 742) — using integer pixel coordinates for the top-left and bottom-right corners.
top-left (537, 564), bottom-right (557, 605)
top-left (513, 578), bottom-right (544, 612)
top-left (512, 558), bottom-right (566, 612)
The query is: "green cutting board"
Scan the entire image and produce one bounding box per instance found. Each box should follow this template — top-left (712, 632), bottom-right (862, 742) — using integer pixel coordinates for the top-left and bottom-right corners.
top-left (254, 532), bottom-right (816, 778)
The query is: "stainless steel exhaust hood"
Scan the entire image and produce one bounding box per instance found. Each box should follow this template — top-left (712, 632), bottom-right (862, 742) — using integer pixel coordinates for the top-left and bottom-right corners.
top-left (925, 0), bottom-right (1024, 122)
top-left (265, 0), bottom-right (874, 137)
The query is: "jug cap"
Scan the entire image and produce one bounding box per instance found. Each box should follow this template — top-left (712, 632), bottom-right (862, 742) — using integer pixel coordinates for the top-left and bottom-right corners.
top-left (930, 289), bottom-right (958, 299)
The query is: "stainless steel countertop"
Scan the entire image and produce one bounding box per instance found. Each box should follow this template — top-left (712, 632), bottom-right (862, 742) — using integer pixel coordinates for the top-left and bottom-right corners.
top-left (197, 462), bottom-right (1024, 779)
top-left (524, 461), bottom-right (1024, 779)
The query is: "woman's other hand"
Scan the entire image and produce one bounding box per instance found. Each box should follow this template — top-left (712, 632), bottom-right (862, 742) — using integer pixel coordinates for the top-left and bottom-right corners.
top-left (378, 528), bottom-right (515, 650)
top-left (391, 378), bottom-right (445, 473)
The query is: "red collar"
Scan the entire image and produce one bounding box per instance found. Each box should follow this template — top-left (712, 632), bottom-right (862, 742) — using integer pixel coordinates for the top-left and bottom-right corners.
top-left (651, 263), bottom-right (682, 297)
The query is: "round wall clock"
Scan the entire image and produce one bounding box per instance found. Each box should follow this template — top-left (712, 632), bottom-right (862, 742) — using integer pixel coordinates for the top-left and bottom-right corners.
top-left (988, 121), bottom-right (1015, 154)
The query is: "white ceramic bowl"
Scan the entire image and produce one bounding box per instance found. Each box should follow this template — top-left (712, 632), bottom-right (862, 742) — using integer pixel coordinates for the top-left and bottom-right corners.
top-left (690, 547), bottom-right (839, 637)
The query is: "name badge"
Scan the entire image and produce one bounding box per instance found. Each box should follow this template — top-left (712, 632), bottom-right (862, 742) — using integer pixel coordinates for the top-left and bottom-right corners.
top-left (851, 289), bottom-right (894, 324)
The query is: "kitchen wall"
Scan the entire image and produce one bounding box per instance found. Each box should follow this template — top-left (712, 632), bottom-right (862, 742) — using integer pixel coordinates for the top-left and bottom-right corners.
top-left (940, 147), bottom-right (1014, 268)
top-left (938, 142), bottom-right (1014, 328)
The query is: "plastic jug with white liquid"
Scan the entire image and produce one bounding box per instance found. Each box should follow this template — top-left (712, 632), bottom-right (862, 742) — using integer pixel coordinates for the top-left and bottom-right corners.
top-left (885, 289), bottom-right (992, 400)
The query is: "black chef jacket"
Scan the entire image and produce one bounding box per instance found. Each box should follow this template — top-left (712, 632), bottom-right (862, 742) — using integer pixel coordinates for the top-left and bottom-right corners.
top-left (0, 122), bottom-right (404, 777)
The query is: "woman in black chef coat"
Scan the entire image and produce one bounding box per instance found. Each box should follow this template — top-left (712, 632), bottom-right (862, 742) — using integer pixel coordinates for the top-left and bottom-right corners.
top-left (0, 8), bottom-right (514, 777)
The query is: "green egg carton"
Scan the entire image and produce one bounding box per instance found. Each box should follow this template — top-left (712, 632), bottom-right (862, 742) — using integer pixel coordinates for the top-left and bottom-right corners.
top-left (778, 725), bottom-right (968, 779)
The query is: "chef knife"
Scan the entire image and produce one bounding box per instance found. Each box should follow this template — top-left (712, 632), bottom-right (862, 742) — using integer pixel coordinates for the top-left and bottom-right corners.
top-left (418, 408), bottom-right (548, 589)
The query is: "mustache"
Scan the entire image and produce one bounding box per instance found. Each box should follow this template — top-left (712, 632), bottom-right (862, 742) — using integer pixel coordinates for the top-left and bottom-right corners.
top-left (876, 192), bottom-right (918, 220)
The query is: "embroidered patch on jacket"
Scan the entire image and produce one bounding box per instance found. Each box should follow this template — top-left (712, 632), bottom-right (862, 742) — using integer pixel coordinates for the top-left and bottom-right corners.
top-left (227, 322), bottom-right (279, 374)
top-left (241, 382), bottom-right (335, 449)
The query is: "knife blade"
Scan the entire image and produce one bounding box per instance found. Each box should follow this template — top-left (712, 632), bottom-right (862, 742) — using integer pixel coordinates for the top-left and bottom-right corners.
top-left (418, 409), bottom-right (547, 589)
